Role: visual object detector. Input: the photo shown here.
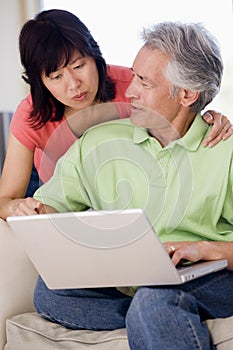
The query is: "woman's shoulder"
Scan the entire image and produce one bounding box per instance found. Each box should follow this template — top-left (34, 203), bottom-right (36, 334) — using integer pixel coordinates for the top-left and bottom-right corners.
top-left (10, 94), bottom-right (65, 150)
top-left (107, 65), bottom-right (132, 105)
top-left (10, 94), bottom-right (33, 131)
top-left (11, 94), bottom-right (33, 126)
top-left (107, 64), bottom-right (132, 82)
top-left (16, 94), bottom-right (33, 112)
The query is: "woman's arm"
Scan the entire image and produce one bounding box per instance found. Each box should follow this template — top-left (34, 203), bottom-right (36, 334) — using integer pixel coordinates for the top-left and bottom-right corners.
top-left (164, 241), bottom-right (233, 270)
top-left (68, 106), bottom-right (232, 143)
top-left (67, 102), bottom-right (120, 137)
top-left (0, 134), bottom-right (42, 219)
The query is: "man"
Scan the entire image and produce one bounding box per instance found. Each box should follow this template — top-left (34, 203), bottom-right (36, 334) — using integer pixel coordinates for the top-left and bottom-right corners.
top-left (34, 22), bottom-right (233, 349)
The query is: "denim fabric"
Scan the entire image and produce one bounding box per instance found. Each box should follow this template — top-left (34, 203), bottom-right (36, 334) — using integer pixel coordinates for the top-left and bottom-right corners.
top-left (25, 165), bottom-right (41, 197)
top-left (126, 270), bottom-right (233, 350)
top-left (34, 276), bottom-right (132, 330)
top-left (34, 269), bottom-right (233, 349)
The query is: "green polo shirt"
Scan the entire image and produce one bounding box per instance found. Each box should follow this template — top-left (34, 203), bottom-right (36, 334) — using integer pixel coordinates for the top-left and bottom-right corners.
top-left (34, 116), bottom-right (233, 243)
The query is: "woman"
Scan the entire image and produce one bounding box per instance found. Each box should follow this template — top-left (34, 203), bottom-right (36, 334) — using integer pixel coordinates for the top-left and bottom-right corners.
top-left (0, 9), bottom-right (231, 220)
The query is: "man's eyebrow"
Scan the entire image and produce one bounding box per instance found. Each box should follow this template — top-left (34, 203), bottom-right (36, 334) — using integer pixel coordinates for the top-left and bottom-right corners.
top-left (130, 67), bottom-right (153, 84)
top-left (130, 67), bottom-right (144, 81)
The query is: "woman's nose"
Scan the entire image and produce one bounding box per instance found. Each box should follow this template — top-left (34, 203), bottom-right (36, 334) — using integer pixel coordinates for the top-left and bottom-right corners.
top-left (67, 71), bottom-right (81, 90)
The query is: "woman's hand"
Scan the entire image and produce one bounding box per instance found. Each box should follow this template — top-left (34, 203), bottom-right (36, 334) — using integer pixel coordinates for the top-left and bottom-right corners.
top-left (202, 110), bottom-right (233, 147)
top-left (8, 197), bottom-right (44, 216)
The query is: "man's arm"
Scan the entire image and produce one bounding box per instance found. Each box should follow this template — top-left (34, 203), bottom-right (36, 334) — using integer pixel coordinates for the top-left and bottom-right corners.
top-left (36, 203), bottom-right (58, 214)
top-left (33, 140), bottom-right (90, 213)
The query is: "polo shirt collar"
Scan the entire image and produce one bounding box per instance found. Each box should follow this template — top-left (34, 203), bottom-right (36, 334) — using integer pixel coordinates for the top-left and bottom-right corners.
top-left (133, 126), bottom-right (149, 144)
top-left (171, 114), bottom-right (209, 151)
top-left (133, 114), bottom-right (209, 151)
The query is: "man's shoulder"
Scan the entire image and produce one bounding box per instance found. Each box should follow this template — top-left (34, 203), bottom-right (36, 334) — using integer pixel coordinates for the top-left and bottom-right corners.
top-left (208, 131), bottom-right (233, 150)
top-left (69, 119), bottom-right (135, 160)
top-left (82, 118), bottom-right (133, 139)
top-left (198, 131), bottom-right (233, 172)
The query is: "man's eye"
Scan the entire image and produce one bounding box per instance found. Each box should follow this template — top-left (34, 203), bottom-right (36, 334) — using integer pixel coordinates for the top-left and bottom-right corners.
top-left (142, 80), bottom-right (154, 89)
top-left (142, 81), bottom-right (151, 88)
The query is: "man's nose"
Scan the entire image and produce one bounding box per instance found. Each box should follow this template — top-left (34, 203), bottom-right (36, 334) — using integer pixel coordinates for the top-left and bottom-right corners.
top-left (125, 77), bottom-right (138, 99)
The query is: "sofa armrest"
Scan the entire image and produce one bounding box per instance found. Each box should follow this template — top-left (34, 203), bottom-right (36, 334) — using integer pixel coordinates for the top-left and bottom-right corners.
top-left (0, 219), bottom-right (38, 350)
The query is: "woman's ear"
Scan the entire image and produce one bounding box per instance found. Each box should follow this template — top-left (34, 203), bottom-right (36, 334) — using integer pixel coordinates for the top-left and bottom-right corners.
top-left (180, 89), bottom-right (200, 107)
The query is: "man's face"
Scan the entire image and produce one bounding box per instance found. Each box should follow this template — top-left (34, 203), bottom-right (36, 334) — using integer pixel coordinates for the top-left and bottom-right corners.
top-left (125, 46), bottom-right (182, 130)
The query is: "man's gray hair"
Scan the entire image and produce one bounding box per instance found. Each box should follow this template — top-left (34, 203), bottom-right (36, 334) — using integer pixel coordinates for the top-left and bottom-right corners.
top-left (142, 22), bottom-right (223, 113)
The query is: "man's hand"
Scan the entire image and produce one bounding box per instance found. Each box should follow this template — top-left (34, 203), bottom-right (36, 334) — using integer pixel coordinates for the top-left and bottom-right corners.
top-left (164, 241), bottom-right (204, 266)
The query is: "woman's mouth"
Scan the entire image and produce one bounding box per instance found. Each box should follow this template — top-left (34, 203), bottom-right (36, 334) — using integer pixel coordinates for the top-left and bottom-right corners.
top-left (72, 92), bottom-right (87, 101)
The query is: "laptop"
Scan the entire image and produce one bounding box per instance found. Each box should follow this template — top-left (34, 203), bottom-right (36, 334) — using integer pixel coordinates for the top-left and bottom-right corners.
top-left (7, 208), bottom-right (227, 289)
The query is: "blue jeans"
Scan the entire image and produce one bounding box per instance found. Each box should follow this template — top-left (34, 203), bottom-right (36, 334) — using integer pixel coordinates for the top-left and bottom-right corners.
top-left (34, 269), bottom-right (233, 349)
top-left (25, 164), bottom-right (41, 197)
top-left (34, 276), bottom-right (132, 330)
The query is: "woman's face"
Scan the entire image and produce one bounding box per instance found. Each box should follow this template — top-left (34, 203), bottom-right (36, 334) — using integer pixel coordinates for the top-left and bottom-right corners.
top-left (41, 51), bottom-right (99, 117)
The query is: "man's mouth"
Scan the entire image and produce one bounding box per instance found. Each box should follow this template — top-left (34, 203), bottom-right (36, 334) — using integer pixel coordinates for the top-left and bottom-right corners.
top-left (131, 103), bottom-right (145, 113)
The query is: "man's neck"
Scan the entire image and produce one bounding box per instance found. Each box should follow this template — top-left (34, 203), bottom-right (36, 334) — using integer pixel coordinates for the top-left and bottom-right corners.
top-left (148, 112), bottom-right (197, 147)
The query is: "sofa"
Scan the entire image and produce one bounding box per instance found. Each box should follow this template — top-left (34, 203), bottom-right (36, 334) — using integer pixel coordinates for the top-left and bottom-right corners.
top-left (1, 218), bottom-right (233, 349)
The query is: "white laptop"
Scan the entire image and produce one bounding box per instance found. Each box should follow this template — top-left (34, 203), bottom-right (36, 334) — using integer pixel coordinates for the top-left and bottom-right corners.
top-left (7, 209), bottom-right (227, 289)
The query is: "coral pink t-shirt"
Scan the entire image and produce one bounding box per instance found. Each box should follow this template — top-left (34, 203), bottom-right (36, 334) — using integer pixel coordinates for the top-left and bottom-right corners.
top-left (10, 65), bottom-right (132, 182)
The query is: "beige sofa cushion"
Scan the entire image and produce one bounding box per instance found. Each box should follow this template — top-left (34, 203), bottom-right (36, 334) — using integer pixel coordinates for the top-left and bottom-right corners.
top-left (4, 313), bottom-right (130, 350)
top-left (5, 312), bottom-right (233, 350)
top-left (205, 316), bottom-right (233, 350)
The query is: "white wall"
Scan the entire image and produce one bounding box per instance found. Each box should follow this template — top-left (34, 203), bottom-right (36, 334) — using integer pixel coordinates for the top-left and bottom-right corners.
top-left (41, 0), bottom-right (233, 120)
top-left (0, 0), bottom-right (40, 112)
top-left (0, 0), bottom-right (232, 120)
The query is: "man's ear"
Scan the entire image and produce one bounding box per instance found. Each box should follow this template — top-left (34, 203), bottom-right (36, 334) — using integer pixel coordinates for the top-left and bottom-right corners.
top-left (180, 89), bottom-right (200, 107)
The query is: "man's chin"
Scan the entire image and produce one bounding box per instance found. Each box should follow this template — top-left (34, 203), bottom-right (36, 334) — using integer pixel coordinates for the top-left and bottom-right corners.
top-left (130, 113), bottom-right (146, 128)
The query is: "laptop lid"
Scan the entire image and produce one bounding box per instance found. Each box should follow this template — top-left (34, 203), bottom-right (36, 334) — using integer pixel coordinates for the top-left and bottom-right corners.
top-left (7, 209), bottom-right (227, 289)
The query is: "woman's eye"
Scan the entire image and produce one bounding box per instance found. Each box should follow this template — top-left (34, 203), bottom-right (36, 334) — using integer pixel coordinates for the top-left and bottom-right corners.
top-left (53, 74), bottom-right (62, 80)
top-left (74, 63), bottom-right (84, 70)
top-left (49, 73), bottom-right (62, 80)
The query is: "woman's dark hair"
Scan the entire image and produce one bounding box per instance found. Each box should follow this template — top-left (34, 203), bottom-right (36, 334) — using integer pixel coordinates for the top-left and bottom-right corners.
top-left (19, 9), bottom-right (115, 128)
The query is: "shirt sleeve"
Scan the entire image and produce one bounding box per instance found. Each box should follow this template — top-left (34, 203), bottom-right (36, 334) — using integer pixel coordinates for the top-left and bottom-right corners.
top-left (34, 140), bottom-right (89, 212)
top-left (10, 95), bottom-right (41, 150)
top-left (223, 158), bottom-right (233, 226)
